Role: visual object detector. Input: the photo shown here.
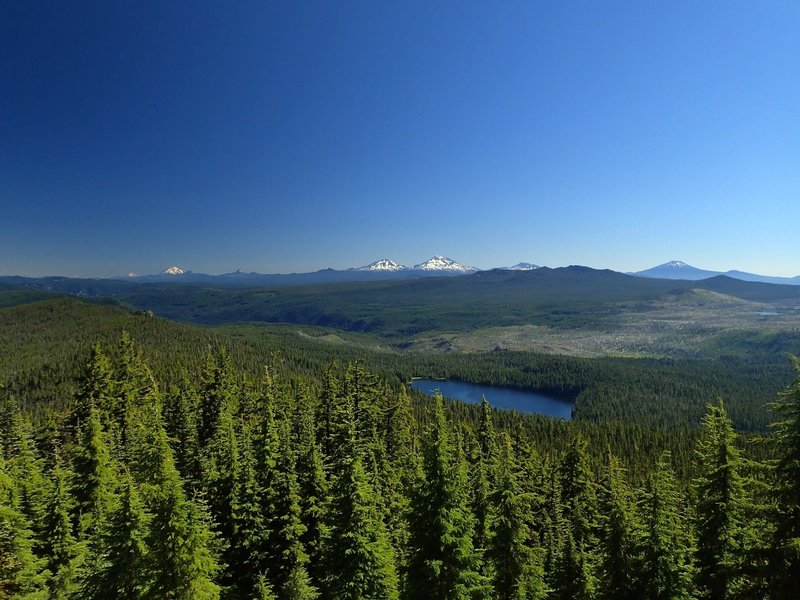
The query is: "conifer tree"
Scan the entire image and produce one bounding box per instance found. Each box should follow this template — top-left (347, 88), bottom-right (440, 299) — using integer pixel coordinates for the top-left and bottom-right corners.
top-left (317, 363), bottom-right (342, 463)
top-left (283, 564), bottom-right (319, 600)
top-left (477, 396), bottom-right (496, 465)
top-left (640, 452), bottom-right (693, 600)
top-left (71, 405), bottom-right (116, 538)
top-left (558, 435), bottom-right (597, 550)
top-left (3, 412), bottom-right (49, 547)
top-left (229, 422), bottom-right (266, 598)
top-left (163, 380), bottom-right (202, 488)
top-left (553, 527), bottom-right (593, 600)
top-left (768, 357), bottom-right (800, 598)
top-left (113, 332), bottom-right (160, 451)
top-left (405, 392), bottom-right (485, 600)
top-left (74, 343), bottom-right (115, 433)
top-left (470, 441), bottom-right (492, 572)
top-left (81, 476), bottom-right (148, 599)
top-left (264, 421), bottom-right (316, 596)
top-left (324, 451), bottom-right (399, 600)
top-left (553, 435), bottom-right (597, 597)
top-left (380, 385), bottom-right (418, 570)
top-left (694, 399), bottom-right (746, 600)
top-left (596, 453), bottom-right (640, 600)
top-left (487, 433), bottom-right (546, 600)
top-left (43, 463), bottom-right (80, 599)
top-left (295, 420), bottom-right (328, 585)
top-left (201, 402), bottom-right (238, 570)
top-left (197, 350), bottom-right (237, 450)
top-left (0, 446), bottom-right (46, 598)
top-left (144, 468), bottom-right (220, 599)
top-left (127, 396), bottom-right (220, 599)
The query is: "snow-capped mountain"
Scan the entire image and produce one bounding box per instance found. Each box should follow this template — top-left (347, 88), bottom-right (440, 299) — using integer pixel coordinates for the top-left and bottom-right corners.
top-left (634, 261), bottom-right (800, 284)
top-left (506, 262), bottom-right (540, 271)
top-left (412, 256), bottom-right (478, 272)
top-left (633, 261), bottom-right (723, 280)
top-left (357, 259), bottom-right (408, 272)
top-left (161, 266), bottom-right (185, 276)
top-left (632, 260), bottom-right (720, 281)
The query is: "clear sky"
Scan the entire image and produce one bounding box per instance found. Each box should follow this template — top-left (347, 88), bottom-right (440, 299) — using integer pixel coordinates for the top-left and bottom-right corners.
top-left (2, 1), bottom-right (799, 277)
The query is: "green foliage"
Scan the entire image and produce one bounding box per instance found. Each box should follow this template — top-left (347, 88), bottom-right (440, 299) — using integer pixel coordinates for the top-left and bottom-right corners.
top-left (324, 452), bottom-right (398, 600)
top-left (42, 463), bottom-right (80, 599)
top-left (81, 477), bottom-right (148, 599)
top-left (0, 447), bottom-right (46, 599)
top-left (4, 313), bottom-right (800, 599)
top-left (487, 433), bottom-right (546, 600)
top-left (596, 453), bottom-right (640, 600)
top-left (768, 356), bottom-right (800, 598)
top-left (405, 393), bottom-right (485, 600)
top-left (640, 452), bottom-right (694, 600)
top-left (694, 399), bottom-right (747, 600)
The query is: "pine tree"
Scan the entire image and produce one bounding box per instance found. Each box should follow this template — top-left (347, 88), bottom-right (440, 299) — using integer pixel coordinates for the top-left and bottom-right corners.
top-left (71, 405), bottom-right (116, 538)
top-left (487, 433), bottom-right (546, 600)
top-left (553, 435), bottom-right (597, 598)
top-left (477, 396), bottom-right (496, 465)
top-left (405, 392), bottom-right (485, 600)
top-left (113, 332), bottom-right (161, 452)
top-left (163, 380), bottom-right (202, 488)
top-left (295, 421), bottom-right (328, 586)
top-left (127, 394), bottom-right (220, 599)
top-left (201, 402), bottom-right (238, 577)
top-left (768, 356), bottom-right (800, 599)
top-left (380, 385), bottom-right (417, 572)
top-left (229, 422), bottom-right (266, 598)
top-left (197, 350), bottom-right (238, 450)
top-left (145, 472), bottom-right (220, 599)
top-left (324, 452), bottom-right (399, 600)
top-left (640, 452), bottom-right (693, 600)
top-left (3, 412), bottom-right (49, 549)
top-left (596, 453), bottom-right (640, 600)
top-left (694, 399), bottom-right (746, 600)
top-left (81, 476), bottom-right (148, 599)
top-left (264, 421), bottom-right (316, 596)
top-left (553, 527), bottom-right (592, 600)
top-left (0, 446), bottom-right (46, 598)
top-left (73, 343), bottom-right (115, 435)
top-left (43, 463), bottom-right (80, 599)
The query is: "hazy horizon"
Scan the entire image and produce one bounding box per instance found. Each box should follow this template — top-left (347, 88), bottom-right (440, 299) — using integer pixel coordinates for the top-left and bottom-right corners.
top-left (3, 257), bottom-right (799, 281)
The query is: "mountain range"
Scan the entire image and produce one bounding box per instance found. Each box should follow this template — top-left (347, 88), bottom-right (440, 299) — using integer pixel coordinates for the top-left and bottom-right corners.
top-left (2, 259), bottom-right (798, 288)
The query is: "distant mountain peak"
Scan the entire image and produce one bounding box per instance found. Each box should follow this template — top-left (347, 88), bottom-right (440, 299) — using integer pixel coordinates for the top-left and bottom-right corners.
top-left (161, 266), bottom-right (184, 275)
top-left (413, 256), bottom-right (478, 272)
top-left (507, 262), bottom-right (540, 271)
top-left (127, 272), bottom-right (137, 278)
top-left (358, 258), bottom-right (408, 272)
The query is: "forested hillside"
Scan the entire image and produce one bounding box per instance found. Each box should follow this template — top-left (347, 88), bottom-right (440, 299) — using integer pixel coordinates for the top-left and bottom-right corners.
top-left (2, 333), bottom-right (800, 599)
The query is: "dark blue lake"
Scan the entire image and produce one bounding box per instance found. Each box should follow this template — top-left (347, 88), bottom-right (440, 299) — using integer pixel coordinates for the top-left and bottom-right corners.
top-left (410, 379), bottom-right (573, 420)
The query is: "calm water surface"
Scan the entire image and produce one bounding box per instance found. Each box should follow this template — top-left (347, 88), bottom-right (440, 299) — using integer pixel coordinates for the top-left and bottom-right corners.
top-left (410, 379), bottom-right (573, 420)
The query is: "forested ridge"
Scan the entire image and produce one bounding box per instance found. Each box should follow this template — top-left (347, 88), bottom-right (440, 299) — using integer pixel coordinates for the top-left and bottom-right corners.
top-left (2, 329), bottom-right (800, 599)
top-left (2, 297), bottom-right (795, 434)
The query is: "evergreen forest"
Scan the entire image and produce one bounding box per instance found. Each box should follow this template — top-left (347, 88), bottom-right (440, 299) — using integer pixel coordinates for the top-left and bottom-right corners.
top-left (2, 293), bottom-right (800, 599)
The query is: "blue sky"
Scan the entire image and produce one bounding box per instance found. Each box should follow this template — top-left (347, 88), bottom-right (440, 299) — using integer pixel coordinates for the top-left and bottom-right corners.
top-left (2, 1), bottom-right (799, 277)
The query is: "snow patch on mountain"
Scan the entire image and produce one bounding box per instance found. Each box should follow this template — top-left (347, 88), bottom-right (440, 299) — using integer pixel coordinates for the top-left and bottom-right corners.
top-left (161, 266), bottom-right (185, 275)
top-left (661, 260), bottom-right (691, 268)
top-left (412, 256), bottom-right (478, 272)
top-left (358, 259), bottom-right (408, 271)
top-left (506, 262), bottom-right (540, 271)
